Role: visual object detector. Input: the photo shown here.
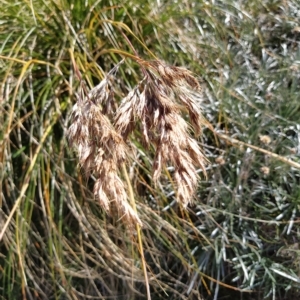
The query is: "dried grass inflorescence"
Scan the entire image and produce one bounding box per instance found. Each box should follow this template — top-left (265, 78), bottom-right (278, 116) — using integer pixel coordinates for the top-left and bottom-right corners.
top-left (115, 60), bottom-right (207, 207)
top-left (68, 63), bottom-right (142, 225)
top-left (68, 59), bottom-right (207, 225)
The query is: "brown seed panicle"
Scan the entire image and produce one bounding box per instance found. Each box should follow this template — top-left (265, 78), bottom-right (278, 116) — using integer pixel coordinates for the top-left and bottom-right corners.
top-left (115, 60), bottom-right (207, 207)
top-left (68, 70), bottom-right (142, 225)
top-left (68, 59), bottom-right (207, 225)
top-left (149, 60), bottom-right (204, 136)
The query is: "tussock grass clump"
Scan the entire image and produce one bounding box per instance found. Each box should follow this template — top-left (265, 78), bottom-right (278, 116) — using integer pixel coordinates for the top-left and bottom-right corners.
top-left (68, 59), bottom-right (207, 225)
top-left (2, 0), bottom-right (300, 299)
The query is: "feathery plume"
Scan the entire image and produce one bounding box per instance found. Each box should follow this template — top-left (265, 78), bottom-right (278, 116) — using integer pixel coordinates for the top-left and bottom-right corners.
top-left (115, 60), bottom-right (207, 206)
top-left (69, 59), bottom-right (207, 225)
top-left (68, 61), bottom-right (142, 225)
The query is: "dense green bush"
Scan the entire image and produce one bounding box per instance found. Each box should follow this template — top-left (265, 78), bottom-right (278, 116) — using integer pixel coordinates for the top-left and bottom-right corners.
top-left (1, 0), bottom-right (300, 299)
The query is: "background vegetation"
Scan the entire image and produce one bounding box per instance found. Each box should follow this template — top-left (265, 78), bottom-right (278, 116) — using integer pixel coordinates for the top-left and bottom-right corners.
top-left (1, 0), bottom-right (300, 299)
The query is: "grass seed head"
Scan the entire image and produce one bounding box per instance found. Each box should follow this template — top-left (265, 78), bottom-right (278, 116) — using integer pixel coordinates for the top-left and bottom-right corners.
top-left (69, 59), bottom-right (207, 225)
top-left (114, 60), bottom-right (207, 207)
top-left (68, 70), bottom-right (141, 226)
